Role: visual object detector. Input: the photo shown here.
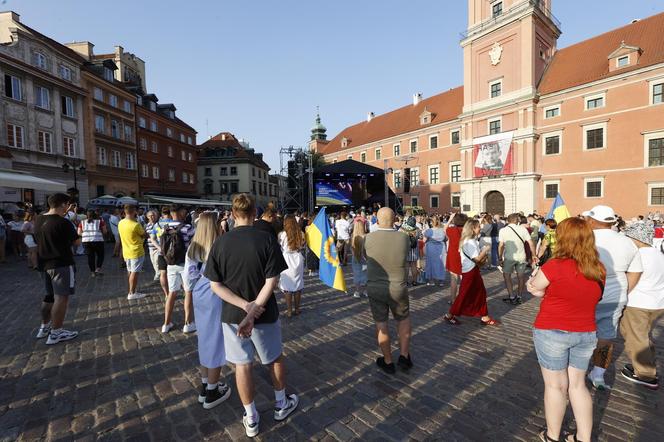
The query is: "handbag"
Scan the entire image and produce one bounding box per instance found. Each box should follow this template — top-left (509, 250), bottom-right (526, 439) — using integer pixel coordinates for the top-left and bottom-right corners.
top-left (508, 225), bottom-right (532, 263)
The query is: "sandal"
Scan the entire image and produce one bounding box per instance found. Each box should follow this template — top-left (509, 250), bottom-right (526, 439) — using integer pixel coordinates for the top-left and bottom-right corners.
top-left (443, 315), bottom-right (461, 325)
top-left (538, 429), bottom-right (559, 442)
top-left (562, 430), bottom-right (583, 442)
top-left (480, 318), bottom-right (500, 326)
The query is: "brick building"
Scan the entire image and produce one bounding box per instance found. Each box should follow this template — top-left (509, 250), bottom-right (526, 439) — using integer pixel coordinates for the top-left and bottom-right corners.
top-left (313, 1), bottom-right (664, 217)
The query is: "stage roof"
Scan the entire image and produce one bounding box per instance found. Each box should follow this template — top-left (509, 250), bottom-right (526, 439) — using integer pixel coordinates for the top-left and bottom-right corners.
top-left (316, 159), bottom-right (383, 176)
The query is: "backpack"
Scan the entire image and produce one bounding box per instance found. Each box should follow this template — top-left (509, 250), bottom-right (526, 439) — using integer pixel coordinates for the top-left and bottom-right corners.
top-left (161, 224), bottom-right (187, 265)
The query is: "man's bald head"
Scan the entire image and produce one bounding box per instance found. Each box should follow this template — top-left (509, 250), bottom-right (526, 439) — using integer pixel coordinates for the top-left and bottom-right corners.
top-left (377, 207), bottom-right (394, 228)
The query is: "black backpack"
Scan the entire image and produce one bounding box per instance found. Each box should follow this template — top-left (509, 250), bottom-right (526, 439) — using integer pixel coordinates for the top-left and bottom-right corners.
top-left (161, 224), bottom-right (186, 265)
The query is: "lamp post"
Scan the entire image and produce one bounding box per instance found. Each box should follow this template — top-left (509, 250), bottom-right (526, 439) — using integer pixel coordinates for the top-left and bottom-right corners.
top-left (62, 159), bottom-right (85, 202)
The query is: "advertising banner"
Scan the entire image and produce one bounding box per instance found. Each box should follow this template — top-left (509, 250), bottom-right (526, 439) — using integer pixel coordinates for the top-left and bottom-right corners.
top-left (473, 132), bottom-right (514, 178)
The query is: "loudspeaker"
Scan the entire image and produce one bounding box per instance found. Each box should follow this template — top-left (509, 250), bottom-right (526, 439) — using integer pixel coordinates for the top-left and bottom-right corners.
top-left (403, 168), bottom-right (411, 193)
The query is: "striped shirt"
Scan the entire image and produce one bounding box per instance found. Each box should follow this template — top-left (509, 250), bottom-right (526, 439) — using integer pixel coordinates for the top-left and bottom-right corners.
top-left (153, 220), bottom-right (195, 251)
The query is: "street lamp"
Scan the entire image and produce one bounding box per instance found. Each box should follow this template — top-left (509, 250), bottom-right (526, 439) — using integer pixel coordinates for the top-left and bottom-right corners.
top-left (62, 159), bottom-right (86, 202)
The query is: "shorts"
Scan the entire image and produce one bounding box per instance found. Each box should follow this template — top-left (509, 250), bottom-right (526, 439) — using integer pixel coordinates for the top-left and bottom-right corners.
top-left (112, 231), bottom-right (120, 242)
top-left (126, 256), bottom-right (145, 273)
top-left (43, 266), bottom-right (76, 303)
top-left (222, 320), bottom-right (283, 365)
top-left (24, 234), bottom-right (36, 249)
top-left (533, 328), bottom-right (597, 371)
top-left (167, 264), bottom-right (191, 292)
top-left (595, 298), bottom-right (627, 340)
top-left (503, 259), bottom-right (528, 274)
top-left (157, 254), bottom-right (167, 271)
top-left (368, 287), bottom-right (410, 322)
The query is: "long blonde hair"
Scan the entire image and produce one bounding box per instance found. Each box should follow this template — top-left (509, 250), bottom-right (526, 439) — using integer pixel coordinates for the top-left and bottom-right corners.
top-left (459, 219), bottom-right (480, 252)
top-left (351, 219), bottom-right (367, 260)
top-left (187, 212), bottom-right (220, 262)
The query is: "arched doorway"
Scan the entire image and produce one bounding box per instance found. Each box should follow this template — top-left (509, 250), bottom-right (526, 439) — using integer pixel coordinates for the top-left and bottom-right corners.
top-left (485, 191), bottom-right (505, 215)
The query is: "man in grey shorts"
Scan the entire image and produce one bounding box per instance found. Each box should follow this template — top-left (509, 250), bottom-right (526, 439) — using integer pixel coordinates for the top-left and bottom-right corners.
top-left (206, 193), bottom-right (298, 438)
top-left (33, 193), bottom-right (80, 345)
top-left (364, 207), bottom-right (413, 374)
top-left (498, 213), bottom-right (537, 304)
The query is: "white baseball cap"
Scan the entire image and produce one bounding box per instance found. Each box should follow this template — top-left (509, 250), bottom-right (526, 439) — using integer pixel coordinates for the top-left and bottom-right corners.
top-left (582, 205), bottom-right (617, 223)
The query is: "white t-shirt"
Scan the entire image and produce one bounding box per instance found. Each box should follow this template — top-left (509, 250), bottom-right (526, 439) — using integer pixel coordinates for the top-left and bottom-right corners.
top-left (498, 223), bottom-right (530, 262)
top-left (626, 247), bottom-right (664, 310)
top-left (109, 215), bottom-right (120, 234)
top-left (460, 239), bottom-right (480, 273)
top-left (369, 221), bottom-right (379, 233)
top-left (594, 229), bottom-right (643, 305)
top-left (335, 219), bottom-right (351, 240)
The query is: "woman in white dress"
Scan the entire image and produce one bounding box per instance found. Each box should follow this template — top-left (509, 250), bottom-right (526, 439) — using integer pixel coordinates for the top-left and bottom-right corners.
top-left (279, 215), bottom-right (305, 317)
top-left (185, 212), bottom-right (231, 409)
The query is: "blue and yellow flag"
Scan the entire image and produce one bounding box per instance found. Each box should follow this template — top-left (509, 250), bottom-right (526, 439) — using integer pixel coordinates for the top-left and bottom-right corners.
top-left (541, 193), bottom-right (571, 232)
top-left (305, 208), bottom-right (346, 292)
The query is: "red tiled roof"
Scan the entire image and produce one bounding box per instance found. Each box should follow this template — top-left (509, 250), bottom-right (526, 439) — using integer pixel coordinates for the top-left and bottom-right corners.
top-left (321, 86), bottom-right (463, 155)
top-left (539, 12), bottom-right (664, 94)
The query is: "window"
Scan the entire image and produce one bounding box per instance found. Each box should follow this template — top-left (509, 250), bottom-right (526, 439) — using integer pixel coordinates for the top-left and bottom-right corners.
top-left (150, 120), bottom-right (157, 132)
top-left (61, 95), bottom-right (75, 117)
top-left (149, 101), bottom-right (156, 112)
top-left (93, 87), bottom-right (103, 101)
top-left (123, 100), bottom-right (132, 113)
top-left (428, 165), bottom-right (439, 184)
top-left (97, 146), bottom-right (107, 165)
top-left (182, 171), bottom-right (188, 183)
top-left (141, 164), bottom-right (149, 178)
top-left (204, 180), bottom-right (213, 194)
top-left (109, 94), bottom-right (118, 108)
top-left (652, 82), bottom-right (663, 105)
top-left (410, 139), bottom-right (418, 153)
top-left (103, 67), bottom-right (114, 82)
top-left (60, 65), bottom-right (72, 81)
top-left (136, 95), bottom-right (143, 106)
top-left (347, 155), bottom-right (353, 160)
top-left (649, 184), bottom-right (664, 205)
top-left (544, 134), bottom-right (561, 155)
top-left (394, 171), bottom-right (401, 188)
top-left (544, 106), bottom-right (560, 119)
top-left (138, 117), bottom-right (146, 128)
top-left (584, 125), bottom-right (605, 150)
top-left (648, 137), bottom-right (664, 167)
top-left (230, 182), bottom-right (239, 193)
top-left (180, 133), bottom-right (186, 143)
top-left (492, 1), bottom-right (503, 18)
top-left (63, 137), bottom-right (75, 157)
top-left (617, 56), bottom-right (629, 67)
top-left (112, 150), bottom-right (121, 168)
top-left (125, 152), bottom-right (136, 170)
top-left (490, 80), bottom-right (502, 98)
top-left (451, 130), bottom-right (460, 145)
top-left (219, 182), bottom-right (228, 194)
top-left (252, 181), bottom-right (257, 194)
top-left (252, 168), bottom-right (256, 177)
top-left (411, 196), bottom-right (419, 207)
top-left (7, 124), bottom-right (23, 148)
top-left (166, 128), bottom-right (173, 138)
top-left (430, 195), bottom-right (439, 209)
top-left (181, 150), bottom-right (186, 161)
top-left (124, 124), bottom-right (133, 142)
top-left (4, 75), bottom-right (22, 100)
top-left (151, 141), bottom-right (158, 153)
top-left (489, 118), bottom-right (501, 135)
top-left (34, 52), bottom-right (47, 69)
top-left (168, 168), bottom-right (176, 182)
top-left (585, 93), bottom-right (605, 110)
top-left (429, 135), bottom-right (438, 149)
top-left (450, 162), bottom-right (461, 183)
top-left (360, 152), bottom-right (366, 163)
top-left (585, 178), bottom-right (603, 198)
top-left (35, 86), bottom-right (50, 110)
top-left (38, 131), bottom-right (52, 153)
top-left (111, 120), bottom-right (120, 138)
top-left (204, 167), bottom-right (212, 177)
top-left (375, 148), bottom-right (381, 160)
top-left (410, 168), bottom-right (419, 186)
top-left (139, 138), bottom-right (147, 150)
top-left (451, 193), bottom-right (461, 208)
top-left (544, 181), bottom-right (559, 199)
top-left (187, 136), bottom-right (193, 145)
top-left (187, 152), bottom-right (193, 162)
top-left (393, 144), bottom-right (400, 156)
top-left (220, 167), bottom-right (228, 176)
top-left (152, 166), bottom-right (160, 179)
top-left (167, 146), bottom-right (173, 157)
top-left (230, 167), bottom-right (237, 175)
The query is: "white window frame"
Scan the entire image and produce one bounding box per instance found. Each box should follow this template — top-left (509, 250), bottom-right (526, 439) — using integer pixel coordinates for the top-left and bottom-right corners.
top-left (152, 166), bottom-right (160, 179)
top-left (97, 146), bottom-right (107, 165)
top-left (643, 130), bottom-right (664, 168)
top-left (125, 152), bottom-right (136, 170)
top-left (616, 55), bottom-right (630, 68)
top-left (7, 124), bottom-right (24, 148)
top-left (187, 136), bottom-right (193, 145)
top-left (428, 165), bottom-right (440, 185)
top-left (491, 0), bottom-right (503, 18)
top-left (489, 79), bottom-right (503, 99)
top-left (393, 170), bottom-right (401, 188)
top-left (429, 134), bottom-right (439, 149)
top-left (375, 147), bottom-right (381, 160)
top-left (449, 161), bottom-right (461, 183)
top-left (35, 52), bottom-right (47, 70)
top-left (649, 79), bottom-right (664, 106)
top-left (151, 141), bottom-right (158, 153)
top-left (150, 120), bottom-right (157, 132)
top-left (584, 92), bottom-right (606, 110)
top-left (180, 133), bottom-right (186, 143)
top-left (488, 116), bottom-right (502, 135)
top-left (584, 177), bottom-right (604, 199)
top-left (5, 75), bottom-right (22, 101)
top-left (60, 65), bottom-right (72, 81)
top-left (648, 182), bottom-right (664, 206)
top-left (583, 122), bottom-right (607, 151)
top-left (542, 130), bottom-right (563, 156)
top-left (166, 127), bottom-right (173, 138)
top-left (37, 131), bottom-right (52, 153)
top-left (62, 95), bottom-right (75, 117)
top-left (188, 152), bottom-right (193, 162)
top-left (409, 138), bottom-right (418, 153)
top-left (430, 194), bottom-right (439, 209)
top-left (35, 86), bottom-right (50, 110)
top-left (168, 168), bottom-right (176, 182)
top-left (393, 143), bottom-right (401, 157)
top-left (410, 167), bottom-right (420, 186)
top-left (450, 129), bottom-right (460, 145)
top-left (543, 104), bottom-right (561, 119)
top-left (141, 163), bottom-right (149, 178)
top-left (360, 151), bottom-right (367, 163)
top-left (63, 136), bottom-right (76, 157)
top-left (139, 138), bottom-right (147, 150)
top-left (542, 180), bottom-right (560, 199)
top-left (112, 150), bottom-right (121, 168)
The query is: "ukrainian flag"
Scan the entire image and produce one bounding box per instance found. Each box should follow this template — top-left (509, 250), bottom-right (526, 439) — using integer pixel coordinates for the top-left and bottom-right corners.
top-left (541, 193), bottom-right (571, 232)
top-left (305, 208), bottom-right (346, 292)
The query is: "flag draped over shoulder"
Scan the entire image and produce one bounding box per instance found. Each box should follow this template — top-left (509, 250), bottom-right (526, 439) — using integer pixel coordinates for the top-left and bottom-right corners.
top-left (541, 193), bottom-right (571, 232)
top-left (305, 208), bottom-right (346, 292)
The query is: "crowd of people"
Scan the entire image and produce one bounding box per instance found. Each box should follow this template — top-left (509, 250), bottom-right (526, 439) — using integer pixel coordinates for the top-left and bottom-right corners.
top-left (9, 192), bottom-right (663, 439)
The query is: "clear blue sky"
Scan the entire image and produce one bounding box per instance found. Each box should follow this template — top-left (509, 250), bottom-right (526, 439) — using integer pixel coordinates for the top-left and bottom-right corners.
top-left (9, 0), bottom-right (663, 171)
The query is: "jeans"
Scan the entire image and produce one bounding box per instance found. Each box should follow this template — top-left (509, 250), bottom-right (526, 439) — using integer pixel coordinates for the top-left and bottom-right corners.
top-left (491, 236), bottom-right (499, 266)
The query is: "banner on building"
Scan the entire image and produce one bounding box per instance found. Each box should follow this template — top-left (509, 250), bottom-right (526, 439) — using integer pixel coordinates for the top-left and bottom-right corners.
top-left (472, 132), bottom-right (514, 178)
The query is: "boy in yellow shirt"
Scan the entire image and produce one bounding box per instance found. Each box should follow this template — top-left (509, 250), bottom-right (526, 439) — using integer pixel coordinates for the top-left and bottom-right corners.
top-left (118, 205), bottom-right (147, 300)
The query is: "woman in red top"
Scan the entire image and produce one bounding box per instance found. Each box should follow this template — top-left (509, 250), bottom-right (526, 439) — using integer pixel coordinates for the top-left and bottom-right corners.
top-left (527, 217), bottom-right (605, 442)
top-left (445, 212), bottom-right (467, 304)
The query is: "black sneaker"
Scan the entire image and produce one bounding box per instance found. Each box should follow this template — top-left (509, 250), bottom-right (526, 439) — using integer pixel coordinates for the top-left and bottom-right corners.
top-left (621, 365), bottom-right (659, 390)
top-left (397, 354), bottom-right (413, 371)
top-left (198, 383), bottom-right (207, 403)
top-left (502, 296), bottom-right (514, 303)
top-left (376, 357), bottom-right (396, 374)
top-left (203, 383), bottom-right (232, 409)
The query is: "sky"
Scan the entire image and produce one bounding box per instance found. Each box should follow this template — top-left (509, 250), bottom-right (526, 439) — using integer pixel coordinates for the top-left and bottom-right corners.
top-left (9, 0), bottom-right (663, 171)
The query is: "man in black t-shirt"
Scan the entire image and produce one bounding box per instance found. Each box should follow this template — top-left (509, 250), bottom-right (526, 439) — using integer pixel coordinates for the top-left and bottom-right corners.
top-left (33, 193), bottom-right (81, 345)
top-left (253, 207), bottom-right (277, 238)
top-left (205, 194), bottom-right (298, 438)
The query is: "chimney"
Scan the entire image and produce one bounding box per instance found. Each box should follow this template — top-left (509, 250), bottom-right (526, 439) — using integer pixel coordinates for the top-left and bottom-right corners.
top-left (65, 41), bottom-right (95, 60)
top-left (367, 112), bottom-right (375, 122)
top-left (413, 93), bottom-right (423, 106)
top-left (0, 11), bottom-right (20, 22)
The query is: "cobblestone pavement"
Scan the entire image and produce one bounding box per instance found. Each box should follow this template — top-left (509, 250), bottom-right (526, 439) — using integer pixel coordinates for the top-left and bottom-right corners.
top-left (1, 246), bottom-right (663, 441)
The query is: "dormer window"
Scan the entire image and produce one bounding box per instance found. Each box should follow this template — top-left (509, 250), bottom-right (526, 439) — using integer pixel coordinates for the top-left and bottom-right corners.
top-left (617, 56), bottom-right (629, 67)
top-left (103, 67), bottom-right (114, 82)
top-left (492, 1), bottom-right (503, 18)
top-left (419, 108), bottom-right (434, 126)
top-left (149, 101), bottom-right (156, 112)
top-left (168, 110), bottom-right (175, 119)
top-left (608, 42), bottom-right (641, 72)
top-left (341, 137), bottom-right (348, 148)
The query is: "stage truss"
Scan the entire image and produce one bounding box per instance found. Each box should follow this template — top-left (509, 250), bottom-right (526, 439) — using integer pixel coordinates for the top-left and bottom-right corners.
top-left (279, 146), bottom-right (314, 213)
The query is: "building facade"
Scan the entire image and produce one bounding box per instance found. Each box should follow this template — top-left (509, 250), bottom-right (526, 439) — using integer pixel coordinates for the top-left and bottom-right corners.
top-left (314, 1), bottom-right (664, 217)
top-left (0, 11), bottom-right (88, 205)
top-left (66, 41), bottom-right (139, 199)
top-left (198, 132), bottom-right (272, 208)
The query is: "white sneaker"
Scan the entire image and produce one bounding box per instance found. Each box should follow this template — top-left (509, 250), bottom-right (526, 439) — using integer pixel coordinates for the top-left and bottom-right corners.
top-left (46, 329), bottom-right (78, 345)
top-left (588, 372), bottom-right (612, 391)
top-left (161, 323), bottom-right (174, 333)
top-left (362, 291), bottom-right (368, 297)
top-left (274, 393), bottom-right (299, 421)
top-left (243, 413), bottom-right (259, 438)
top-left (182, 322), bottom-right (197, 334)
top-left (36, 324), bottom-right (51, 339)
top-left (127, 292), bottom-right (146, 300)
top-left (352, 291), bottom-right (361, 298)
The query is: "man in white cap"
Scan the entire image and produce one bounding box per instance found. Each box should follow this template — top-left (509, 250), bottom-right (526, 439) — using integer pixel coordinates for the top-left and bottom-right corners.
top-left (583, 205), bottom-right (643, 390)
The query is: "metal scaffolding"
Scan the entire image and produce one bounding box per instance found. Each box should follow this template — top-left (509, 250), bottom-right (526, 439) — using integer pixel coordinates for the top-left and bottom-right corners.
top-left (279, 146), bottom-right (314, 213)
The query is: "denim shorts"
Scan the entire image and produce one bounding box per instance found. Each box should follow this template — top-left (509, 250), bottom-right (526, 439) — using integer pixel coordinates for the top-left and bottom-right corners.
top-left (532, 328), bottom-right (597, 371)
